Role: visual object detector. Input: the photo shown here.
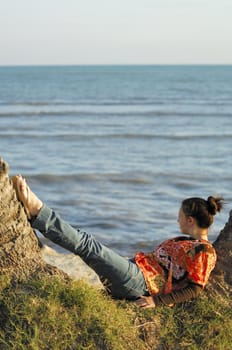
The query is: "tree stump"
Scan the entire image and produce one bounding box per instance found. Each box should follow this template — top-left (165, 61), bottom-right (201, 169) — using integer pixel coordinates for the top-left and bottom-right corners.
top-left (0, 157), bottom-right (67, 281)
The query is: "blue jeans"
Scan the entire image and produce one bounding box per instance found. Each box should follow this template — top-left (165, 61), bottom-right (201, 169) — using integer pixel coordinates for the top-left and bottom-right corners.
top-left (32, 205), bottom-right (148, 299)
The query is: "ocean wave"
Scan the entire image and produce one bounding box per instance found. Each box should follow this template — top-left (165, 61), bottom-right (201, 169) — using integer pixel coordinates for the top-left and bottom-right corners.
top-left (0, 95), bottom-right (232, 107)
top-left (0, 109), bottom-right (231, 118)
top-left (1, 132), bottom-right (232, 141)
top-left (29, 173), bottom-right (154, 185)
top-left (26, 170), bottom-right (215, 187)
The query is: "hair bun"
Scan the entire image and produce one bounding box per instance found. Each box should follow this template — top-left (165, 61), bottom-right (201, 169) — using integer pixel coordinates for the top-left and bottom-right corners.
top-left (207, 196), bottom-right (224, 215)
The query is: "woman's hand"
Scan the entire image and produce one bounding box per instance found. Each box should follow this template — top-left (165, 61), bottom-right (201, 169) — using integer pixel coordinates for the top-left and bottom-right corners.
top-left (135, 296), bottom-right (156, 309)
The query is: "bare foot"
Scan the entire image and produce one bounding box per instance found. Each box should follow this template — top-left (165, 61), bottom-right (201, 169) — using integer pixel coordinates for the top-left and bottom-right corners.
top-left (12, 175), bottom-right (43, 218)
top-left (0, 157), bottom-right (9, 177)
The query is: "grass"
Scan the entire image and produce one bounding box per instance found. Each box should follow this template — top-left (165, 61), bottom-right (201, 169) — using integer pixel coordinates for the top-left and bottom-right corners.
top-left (0, 274), bottom-right (231, 350)
top-left (155, 294), bottom-right (232, 350)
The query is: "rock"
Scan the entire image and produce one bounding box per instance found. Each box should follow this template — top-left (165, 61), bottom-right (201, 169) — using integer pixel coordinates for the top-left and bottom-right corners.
top-left (0, 157), bottom-right (68, 281)
top-left (41, 244), bottom-right (103, 288)
top-left (213, 210), bottom-right (232, 286)
top-left (205, 210), bottom-right (232, 299)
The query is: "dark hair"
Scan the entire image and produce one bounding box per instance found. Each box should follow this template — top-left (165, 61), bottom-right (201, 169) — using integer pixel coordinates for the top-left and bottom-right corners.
top-left (181, 196), bottom-right (224, 229)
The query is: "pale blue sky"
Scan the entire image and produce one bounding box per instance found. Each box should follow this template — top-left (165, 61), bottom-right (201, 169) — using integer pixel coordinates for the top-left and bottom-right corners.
top-left (1, 0), bottom-right (231, 65)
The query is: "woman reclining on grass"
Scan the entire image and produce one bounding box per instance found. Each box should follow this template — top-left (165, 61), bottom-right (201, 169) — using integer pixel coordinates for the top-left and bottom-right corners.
top-left (13, 175), bottom-right (223, 309)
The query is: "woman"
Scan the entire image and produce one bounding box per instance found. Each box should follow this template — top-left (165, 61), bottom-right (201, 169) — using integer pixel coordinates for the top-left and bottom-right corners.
top-left (13, 175), bottom-right (223, 309)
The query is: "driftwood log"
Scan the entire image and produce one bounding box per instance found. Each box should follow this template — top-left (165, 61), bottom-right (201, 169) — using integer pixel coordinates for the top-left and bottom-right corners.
top-left (0, 157), bottom-right (231, 297)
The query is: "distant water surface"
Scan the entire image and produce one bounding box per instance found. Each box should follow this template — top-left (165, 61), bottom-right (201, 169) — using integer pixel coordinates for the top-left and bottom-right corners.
top-left (1, 65), bottom-right (231, 255)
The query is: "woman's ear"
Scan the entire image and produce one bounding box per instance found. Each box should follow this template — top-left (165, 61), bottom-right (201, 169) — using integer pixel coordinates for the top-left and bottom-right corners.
top-left (187, 216), bottom-right (195, 226)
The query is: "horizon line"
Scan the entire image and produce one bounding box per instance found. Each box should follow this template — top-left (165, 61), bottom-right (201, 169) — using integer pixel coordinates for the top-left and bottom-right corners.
top-left (0, 63), bottom-right (232, 68)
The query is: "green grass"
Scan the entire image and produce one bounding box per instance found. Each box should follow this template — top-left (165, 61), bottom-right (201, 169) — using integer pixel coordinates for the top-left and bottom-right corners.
top-left (0, 275), bottom-right (231, 350)
top-left (142, 293), bottom-right (232, 350)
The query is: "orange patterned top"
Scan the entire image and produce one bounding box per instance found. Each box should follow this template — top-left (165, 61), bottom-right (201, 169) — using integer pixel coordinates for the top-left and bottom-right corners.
top-left (134, 236), bottom-right (216, 296)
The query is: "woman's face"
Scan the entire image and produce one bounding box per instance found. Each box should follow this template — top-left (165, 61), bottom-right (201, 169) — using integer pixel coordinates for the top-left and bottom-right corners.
top-left (178, 207), bottom-right (190, 234)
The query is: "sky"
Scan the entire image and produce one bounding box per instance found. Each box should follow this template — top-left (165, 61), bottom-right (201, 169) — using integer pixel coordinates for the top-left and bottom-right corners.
top-left (0, 0), bottom-right (232, 65)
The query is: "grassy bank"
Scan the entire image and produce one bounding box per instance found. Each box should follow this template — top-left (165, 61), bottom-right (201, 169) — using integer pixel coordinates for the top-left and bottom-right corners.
top-left (0, 275), bottom-right (231, 350)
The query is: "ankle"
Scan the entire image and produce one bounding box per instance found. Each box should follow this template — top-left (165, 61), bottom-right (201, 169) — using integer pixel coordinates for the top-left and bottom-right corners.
top-left (30, 200), bottom-right (43, 217)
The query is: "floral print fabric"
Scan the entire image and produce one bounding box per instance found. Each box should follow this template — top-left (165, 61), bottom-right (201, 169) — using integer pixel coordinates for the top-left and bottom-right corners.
top-left (134, 236), bottom-right (216, 296)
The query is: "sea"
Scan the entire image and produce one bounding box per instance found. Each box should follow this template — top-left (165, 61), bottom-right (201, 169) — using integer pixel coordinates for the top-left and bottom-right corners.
top-left (0, 65), bottom-right (232, 256)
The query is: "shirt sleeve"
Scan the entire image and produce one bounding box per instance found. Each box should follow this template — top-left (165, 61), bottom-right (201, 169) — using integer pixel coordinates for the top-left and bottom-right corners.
top-left (186, 244), bottom-right (216, 287)
top-left (153, 283), bottom-right (203, 306)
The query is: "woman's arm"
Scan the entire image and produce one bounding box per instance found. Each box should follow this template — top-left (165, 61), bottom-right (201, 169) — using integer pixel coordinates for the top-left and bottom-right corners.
top-left (153, 283), bottom-right (203, 306)
top-left (136, 283), bottom-right (203, 308)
